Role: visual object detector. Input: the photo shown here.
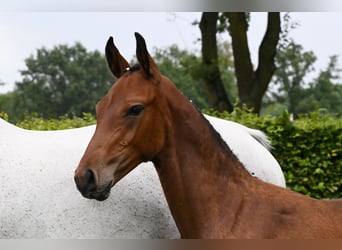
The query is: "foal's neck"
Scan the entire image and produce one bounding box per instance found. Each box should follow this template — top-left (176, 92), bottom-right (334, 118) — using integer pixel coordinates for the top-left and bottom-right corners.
top-left (153, 80), bottom-right (252, 238)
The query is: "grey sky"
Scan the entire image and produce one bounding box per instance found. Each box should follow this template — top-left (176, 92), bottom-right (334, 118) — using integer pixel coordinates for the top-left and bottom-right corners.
top-left (1, 12), bottom-right (342, 93)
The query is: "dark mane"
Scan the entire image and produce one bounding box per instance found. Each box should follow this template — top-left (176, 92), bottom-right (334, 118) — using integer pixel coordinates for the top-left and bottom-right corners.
top-left (193, 105), bottom-right (250, 176)
top-left (200, 111), bottom-right (236, 155)
top-left (189, 98), bottom-right (237, 159)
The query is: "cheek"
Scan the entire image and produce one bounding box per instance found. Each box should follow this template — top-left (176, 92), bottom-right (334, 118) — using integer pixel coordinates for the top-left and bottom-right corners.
top-left (133, 115), bottom-right (166, 160)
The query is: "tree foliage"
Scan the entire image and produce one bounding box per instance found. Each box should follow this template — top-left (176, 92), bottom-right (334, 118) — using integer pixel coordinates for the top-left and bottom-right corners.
top-left (5, 43), bottom-right (113, 121)
top-left (1, 13), bottom-right (341, 121)
top-left (265, 40), bottom-right (317, 117)
top-left (0, 40), bottom-right (237, 122)
top-left (153, 45), bottom-right (207, 107)
top-left (153, 42), bottom-right (237, 109)
top-left (264, 40), bottom-right (342, 117)
top-left (307, 56), bottom-right (342, 115)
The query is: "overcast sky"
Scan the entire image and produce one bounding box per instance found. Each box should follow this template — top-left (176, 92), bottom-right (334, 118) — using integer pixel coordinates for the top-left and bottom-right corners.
top-left (1, 12), bottom-right (342, 93)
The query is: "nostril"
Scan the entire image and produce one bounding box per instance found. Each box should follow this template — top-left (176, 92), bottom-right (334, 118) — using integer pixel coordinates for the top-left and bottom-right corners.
top-left (85, 169), bottom-right (97, 192)
top-left (74, 169), bottom-right (97, 195)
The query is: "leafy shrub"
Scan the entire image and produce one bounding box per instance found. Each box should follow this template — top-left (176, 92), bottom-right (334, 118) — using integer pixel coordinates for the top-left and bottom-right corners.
top-left (0, 111), bottom-right (9, 121)
top-left (204, 107), bottom-right (342, 199)
top-left (15, 112), bottom-right (96, 130)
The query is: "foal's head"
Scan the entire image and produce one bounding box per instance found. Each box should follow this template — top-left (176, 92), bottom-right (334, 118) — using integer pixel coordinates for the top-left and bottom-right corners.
top-left (74, 33), bottom-right (171, 201)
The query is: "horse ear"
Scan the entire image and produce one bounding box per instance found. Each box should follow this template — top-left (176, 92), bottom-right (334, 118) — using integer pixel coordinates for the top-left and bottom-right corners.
top-left (105, 36), bottom-right (130, 78)
top-left (134, 32), bottom-right (161, 82)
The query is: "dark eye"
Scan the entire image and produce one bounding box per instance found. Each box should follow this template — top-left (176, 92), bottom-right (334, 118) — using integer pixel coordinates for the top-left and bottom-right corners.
top-left (127, 105), bottom-right (144, 116)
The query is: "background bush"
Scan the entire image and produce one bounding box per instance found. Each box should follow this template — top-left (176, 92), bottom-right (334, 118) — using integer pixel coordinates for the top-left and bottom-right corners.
top-left (13, 112), bottom-right (96, 130)
top-left (205, 108), bottom-right (342, 199)
top-left (1, 109), bottom-right (341, 199)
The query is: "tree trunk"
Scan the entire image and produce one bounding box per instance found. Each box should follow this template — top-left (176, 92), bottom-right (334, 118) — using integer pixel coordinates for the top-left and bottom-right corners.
top-left (199, 12), bottom-right (233, 112)
top-left (227, 12), bottom-right (281, 113)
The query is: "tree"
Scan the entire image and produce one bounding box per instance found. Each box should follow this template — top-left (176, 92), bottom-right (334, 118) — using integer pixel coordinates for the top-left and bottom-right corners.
top-left (11, 43), bottom-right (113, 120)
top-left (266, 40), bottom-right (317, 117)
top-left (199, 12), bottom-right (233, 112)
top-left (225, 12), bottom-right (281, 113)
top-left (0, 91), bottom-right (14, 118)
top-left (265, 41), bottom-right (342, 117)
top-left (153, 45), bottom-right (208, 108)
top-left (306, 56), bottom-right (342, 115)
top-left (153, 42), bottom-right (237, 109)
top-left (197, 12), bottom-right (281, 114)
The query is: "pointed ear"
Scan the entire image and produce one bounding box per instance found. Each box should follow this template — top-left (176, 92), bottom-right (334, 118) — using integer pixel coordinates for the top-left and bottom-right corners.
top-left (105, 36), bottom-right (130, 78)
top-left (134, 32), bottom-right (161, 82)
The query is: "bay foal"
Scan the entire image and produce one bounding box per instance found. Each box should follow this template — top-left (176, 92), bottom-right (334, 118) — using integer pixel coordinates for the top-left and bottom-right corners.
top-left (75, 33), bottom-right (342, 238)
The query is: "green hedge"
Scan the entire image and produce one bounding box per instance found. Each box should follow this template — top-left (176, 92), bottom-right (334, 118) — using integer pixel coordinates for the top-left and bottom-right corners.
top-left (1, 110), bottom-right (341, 199)
top-left (9, 112), bottom-right (95, 130)
top-left (205, 108), bottom-right (342, 199)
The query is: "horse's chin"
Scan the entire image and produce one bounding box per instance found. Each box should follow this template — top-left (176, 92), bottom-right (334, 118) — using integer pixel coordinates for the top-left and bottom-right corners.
top-left (81, 181), bottom-right (112, 201)
top-left (91, 190), bottom-right (111, 201)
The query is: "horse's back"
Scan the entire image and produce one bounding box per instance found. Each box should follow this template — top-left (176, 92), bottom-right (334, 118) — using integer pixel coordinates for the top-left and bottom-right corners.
top-left (325, 198), bottom-right (342, 223)
top-left (245, 181), bottom-right (342, 238)
top-left (298, 198), bottom-right (342, 238)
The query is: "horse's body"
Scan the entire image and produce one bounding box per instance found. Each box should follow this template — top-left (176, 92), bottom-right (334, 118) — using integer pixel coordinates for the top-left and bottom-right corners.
top-left (0, 119), bottom-right (176, 238)
top-left (0, 111), bottom-right (283, 238)
top-left (75, 33), bottom-right (342, 239)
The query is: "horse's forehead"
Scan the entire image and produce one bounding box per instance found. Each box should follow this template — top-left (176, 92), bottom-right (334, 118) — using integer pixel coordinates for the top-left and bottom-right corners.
top-left (114, 74), bottom-right (144, 92)
top-left (107, 73), bottom-right (156, 102)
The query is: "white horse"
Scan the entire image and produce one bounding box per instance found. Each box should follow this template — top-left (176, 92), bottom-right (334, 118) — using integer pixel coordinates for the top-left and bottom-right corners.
top-left (0, 116), bottom-right (285, 238)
